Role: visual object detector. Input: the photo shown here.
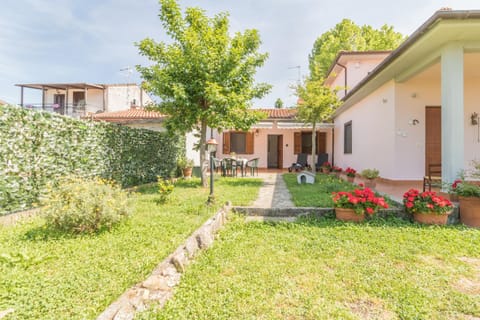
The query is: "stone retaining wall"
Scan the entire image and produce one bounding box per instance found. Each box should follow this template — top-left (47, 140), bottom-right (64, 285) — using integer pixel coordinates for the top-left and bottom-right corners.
top-left (97, 203), bottom-right (231, 320)
top-left (233, 206), bottom-right (461, 224)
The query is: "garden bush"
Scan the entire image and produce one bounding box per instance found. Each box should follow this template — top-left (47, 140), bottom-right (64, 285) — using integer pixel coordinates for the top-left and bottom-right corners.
top-left (0, 105), bottom-right (183, 214)
top-left (42, 176), bottom-right (131, 233)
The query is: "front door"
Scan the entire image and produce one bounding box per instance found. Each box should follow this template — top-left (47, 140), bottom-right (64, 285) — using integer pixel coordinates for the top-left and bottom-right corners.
top-left (425, 106), bottom-right (441, 174)
top-left (53, 94), bottom-right (65, 114)
top-left (268, 135), bottom-right (283, 168)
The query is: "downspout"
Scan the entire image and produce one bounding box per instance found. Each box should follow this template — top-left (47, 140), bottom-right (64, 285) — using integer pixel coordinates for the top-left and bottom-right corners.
top-left (331, 127), bottom-right (335, 166)
top-left (336, 62), bottom-right (348, 97)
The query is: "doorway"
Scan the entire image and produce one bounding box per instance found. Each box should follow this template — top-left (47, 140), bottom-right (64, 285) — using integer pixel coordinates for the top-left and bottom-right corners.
top-left (53, 94), bottom-right (66, 114)
top-left (267, 135), bottom-right (283, 168)
top-left (425, 106), bottom-right (441, 174)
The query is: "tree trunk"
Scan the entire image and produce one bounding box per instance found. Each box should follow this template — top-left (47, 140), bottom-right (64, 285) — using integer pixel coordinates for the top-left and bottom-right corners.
top-left (311, 122), bottom-right (316, 173)
top-left (199, 120), bottom-right (208, 187)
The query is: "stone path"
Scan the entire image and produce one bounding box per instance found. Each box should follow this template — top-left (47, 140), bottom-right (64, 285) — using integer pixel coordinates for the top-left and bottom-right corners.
top-left (251, 173), bottom-right (294, 208)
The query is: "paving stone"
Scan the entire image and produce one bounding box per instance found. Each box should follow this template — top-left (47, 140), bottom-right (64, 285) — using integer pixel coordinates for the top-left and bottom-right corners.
top-left (252, 173), bottom-right (294, 208)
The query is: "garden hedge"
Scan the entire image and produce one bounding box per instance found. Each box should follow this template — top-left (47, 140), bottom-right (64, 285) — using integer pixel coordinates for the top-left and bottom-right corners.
top-left (0, 105), bottom-right (183, 215)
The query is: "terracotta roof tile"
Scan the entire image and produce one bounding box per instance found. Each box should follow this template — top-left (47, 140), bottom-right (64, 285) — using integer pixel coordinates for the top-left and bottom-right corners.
top-left (258, 108), bottom-right (297, 119)
top-left (90, 107), bottom-right (165, 122)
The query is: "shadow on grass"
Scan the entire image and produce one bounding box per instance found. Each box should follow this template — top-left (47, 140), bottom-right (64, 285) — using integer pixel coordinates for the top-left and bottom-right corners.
top-left (218, 178), bottom-right (263, 188)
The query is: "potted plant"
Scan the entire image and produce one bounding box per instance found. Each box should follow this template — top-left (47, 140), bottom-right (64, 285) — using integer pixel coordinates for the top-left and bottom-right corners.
top-left (361, 168), bottom-right (380, 189)
top-left (177, 157), bottom-right (194, 178)
top-left (321, 161), bottom-right (332, 174)
top-left (403, 189), bottom-right (453, 225)
top-left (345, 167), bottom-right (356, 183)
top-left (454, 181), bottom-right (480, 227)
top-left (332, 187), bottom-right (389, 222)
top-left (332, 166), bottom-right (342, 177)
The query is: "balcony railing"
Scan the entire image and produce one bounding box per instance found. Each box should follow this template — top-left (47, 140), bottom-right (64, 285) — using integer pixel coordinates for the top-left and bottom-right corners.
top-left (22, 103), bottom-right (92, 119)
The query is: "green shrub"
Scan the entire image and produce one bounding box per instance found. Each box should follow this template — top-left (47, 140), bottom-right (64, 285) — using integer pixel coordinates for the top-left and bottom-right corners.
top-left (157, 177), bottom-right (175, 203)
top-left (361, 168), bottom-right (380, 179)
top-left (41, 176), bottom-right (131, 233)
top-left (0, 104), bottom-right (183, 215)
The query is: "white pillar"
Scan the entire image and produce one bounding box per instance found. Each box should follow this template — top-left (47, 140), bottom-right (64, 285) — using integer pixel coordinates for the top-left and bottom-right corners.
top-left (441, 44), bottom-right (464, 184)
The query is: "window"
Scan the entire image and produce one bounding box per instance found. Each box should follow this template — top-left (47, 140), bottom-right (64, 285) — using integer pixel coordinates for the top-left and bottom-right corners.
top-left (222, 131), bottom-right (254, 154)
top-left (294, 131), bottom-right (327, 154)
top-left (344, 121), bottom-right (352, 154)
top-left (230, 132), bottom-right (246, 153)
top-left (73, 92), bottom-right (85, 106)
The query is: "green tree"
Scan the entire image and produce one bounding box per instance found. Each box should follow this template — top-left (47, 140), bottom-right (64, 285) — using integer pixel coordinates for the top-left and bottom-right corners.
top-left (274, 98), bottom-right (284, 109)
top-left (294, 77), bottom-right (342, 172)
top-left (136, 0), bottom-right (270, 187)
top-left (309, 19), bottom-right (404, 79)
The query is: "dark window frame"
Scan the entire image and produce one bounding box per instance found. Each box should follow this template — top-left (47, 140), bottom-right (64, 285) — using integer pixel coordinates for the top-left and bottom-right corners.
top-left (344, 121), bottom-right (352, 154)
top-left (230, 132), bottom-right (247, 154)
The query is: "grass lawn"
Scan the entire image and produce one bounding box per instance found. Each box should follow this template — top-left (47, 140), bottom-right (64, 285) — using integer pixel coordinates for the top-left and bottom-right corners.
top-left (283, 173), bottom-right (361, 207)
top-left (140, 216), bottom-right (480, 319)
top-left (0, 177), bottom-right (261, 319)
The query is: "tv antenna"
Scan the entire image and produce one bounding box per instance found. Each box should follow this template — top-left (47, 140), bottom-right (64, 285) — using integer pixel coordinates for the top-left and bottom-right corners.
top-left (120, 66), bottom-right (134, 107)
top-left (288, 65), bottom-right (301, 84)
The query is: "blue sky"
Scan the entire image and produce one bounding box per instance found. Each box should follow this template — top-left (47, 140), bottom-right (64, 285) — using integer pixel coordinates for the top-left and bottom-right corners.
top-left (1, 0), bottom-right (479, 107)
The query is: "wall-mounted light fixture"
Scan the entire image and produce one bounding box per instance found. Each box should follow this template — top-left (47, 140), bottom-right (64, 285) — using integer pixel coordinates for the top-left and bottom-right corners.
top-left (471, 112), bottom-right (478, 126)
top-left (411, 93), bottom-right (417, 98)
top-left (382, 98), bottom-right (388, 104)
top-left (409, 119), bottom-right (419, 126)
top-left (255, 129), bottom-right (259, 137)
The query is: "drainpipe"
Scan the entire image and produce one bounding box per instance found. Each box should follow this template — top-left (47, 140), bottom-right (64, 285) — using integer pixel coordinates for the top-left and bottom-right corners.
top-left (331, 127), bottom-right (335, 166)
top-left (336, 62), bottom-right (347, 97)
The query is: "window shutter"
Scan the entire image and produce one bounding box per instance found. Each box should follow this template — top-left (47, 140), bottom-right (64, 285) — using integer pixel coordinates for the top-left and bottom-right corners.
top-left (317, 132), bottom-right (327, 154)
top-left (223, 132), bottom-right (230, 154)
top-left (294, 132), bottom-right (301, 154)
top-left (246, 132), bottom-right (254, 154)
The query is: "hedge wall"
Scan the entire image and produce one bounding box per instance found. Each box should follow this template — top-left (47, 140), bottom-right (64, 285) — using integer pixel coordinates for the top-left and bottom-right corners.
top-left (0, 105), bottom-right (182, 215)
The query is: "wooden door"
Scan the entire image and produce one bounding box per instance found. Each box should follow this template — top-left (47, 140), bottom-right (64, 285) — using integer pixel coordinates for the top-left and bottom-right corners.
top-left (278, 135), bottom-right (283, 168)
top-left (425, 106), bottom-right (441, 174)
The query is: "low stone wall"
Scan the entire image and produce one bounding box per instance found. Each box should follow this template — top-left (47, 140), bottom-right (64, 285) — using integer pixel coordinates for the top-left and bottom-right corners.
top-left (97, 203), bottom-right (231, 320)
top-left (0, 208), bottom-right (40, 227)
top-left (233, 205), bottom-right (461, 225)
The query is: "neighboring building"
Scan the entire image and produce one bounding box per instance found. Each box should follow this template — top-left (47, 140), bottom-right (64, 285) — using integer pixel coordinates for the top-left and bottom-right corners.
top-left (207, 109), bottom-right (334, 169)
top-left (89, 106), bottom-right (166, 132)
top-left (327, 9), bottom-right (480, 183)
top-left (15, 83), bottom-right (153, 118)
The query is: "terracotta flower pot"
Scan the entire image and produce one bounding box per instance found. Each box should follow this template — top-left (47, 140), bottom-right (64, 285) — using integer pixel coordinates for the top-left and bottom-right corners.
top-left (347, 176), bottom-right (355, 184)
top-left (459, 196), bottom-right (480, 227)
top-left (364, 178), bottom-right (376, 189)
top-left (182, 167), bottom-right (193, 178)
top-left (321, 167), bottom-right (330, 174)
top-left (413, 211), bottom-right (451, 225)
top-left (335, 208), bottom-right (365, 222)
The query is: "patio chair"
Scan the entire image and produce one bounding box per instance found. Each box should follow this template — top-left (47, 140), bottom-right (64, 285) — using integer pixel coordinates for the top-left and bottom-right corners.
top-left (246, 158), bottom-right (260, 176)
top-left (423, 163), bottom-right (442, 191)
top-left (222, 157), bottom-right (238, 177)
top-left (315, 153), bottom-right (329, 172)
top-left (288, 153), bottom-right (309, 172)
top-left (212, 157), bottom-right (222, 174)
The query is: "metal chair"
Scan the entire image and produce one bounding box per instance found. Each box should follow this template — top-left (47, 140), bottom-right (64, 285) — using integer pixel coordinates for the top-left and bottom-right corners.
top-left (315, 153), bottom-right (329, 172)
top-left (288, 153), bottom-right (309, 172)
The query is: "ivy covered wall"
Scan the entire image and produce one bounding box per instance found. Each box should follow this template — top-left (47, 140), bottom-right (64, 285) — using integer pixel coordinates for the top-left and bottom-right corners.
top-left (0, 105), bottom-right (182, 214)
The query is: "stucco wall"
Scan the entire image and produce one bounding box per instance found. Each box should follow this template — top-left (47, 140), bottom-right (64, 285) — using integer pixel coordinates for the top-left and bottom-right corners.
top-left (394, 79), bottom-right (441, 180)
top-left (126, 122), bottom-right (165, 132)
top-left (334, 81), bottom-right (396, 178)
top-left (106, 85), bottom-right (153, 112)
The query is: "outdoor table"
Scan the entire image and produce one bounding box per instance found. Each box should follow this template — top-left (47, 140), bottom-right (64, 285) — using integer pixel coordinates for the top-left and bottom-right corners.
top-left (236, 158), bottom-right (248, 177)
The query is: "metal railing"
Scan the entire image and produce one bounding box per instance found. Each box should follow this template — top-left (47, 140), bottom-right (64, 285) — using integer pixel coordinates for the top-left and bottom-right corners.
top-left (21, 103), bottom-right (99, 119)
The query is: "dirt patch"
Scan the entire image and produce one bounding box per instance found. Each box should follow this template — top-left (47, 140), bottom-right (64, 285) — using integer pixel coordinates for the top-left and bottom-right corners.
top-left (0, 208), bottom-right (40, 227)
top-left (454, 257), bottom-right (480, 296)
top-left (347, 299), bottom-right (396, 320)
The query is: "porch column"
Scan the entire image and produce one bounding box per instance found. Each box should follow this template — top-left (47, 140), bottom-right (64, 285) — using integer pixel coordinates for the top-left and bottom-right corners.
top-left (20, 86), bottom-right (24, 106)
top-left (441, 43), bottom-right (464, 184)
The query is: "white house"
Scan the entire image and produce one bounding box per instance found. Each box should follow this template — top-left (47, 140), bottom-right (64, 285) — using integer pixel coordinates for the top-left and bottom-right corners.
top-left (15, 82), bottom-right (153, 119)
top-left (328, 8), bottom-right (480, 184)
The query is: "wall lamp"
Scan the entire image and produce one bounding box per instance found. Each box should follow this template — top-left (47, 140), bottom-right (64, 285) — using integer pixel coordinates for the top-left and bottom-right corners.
top-left (471, 112), bottom-right (478, 126)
